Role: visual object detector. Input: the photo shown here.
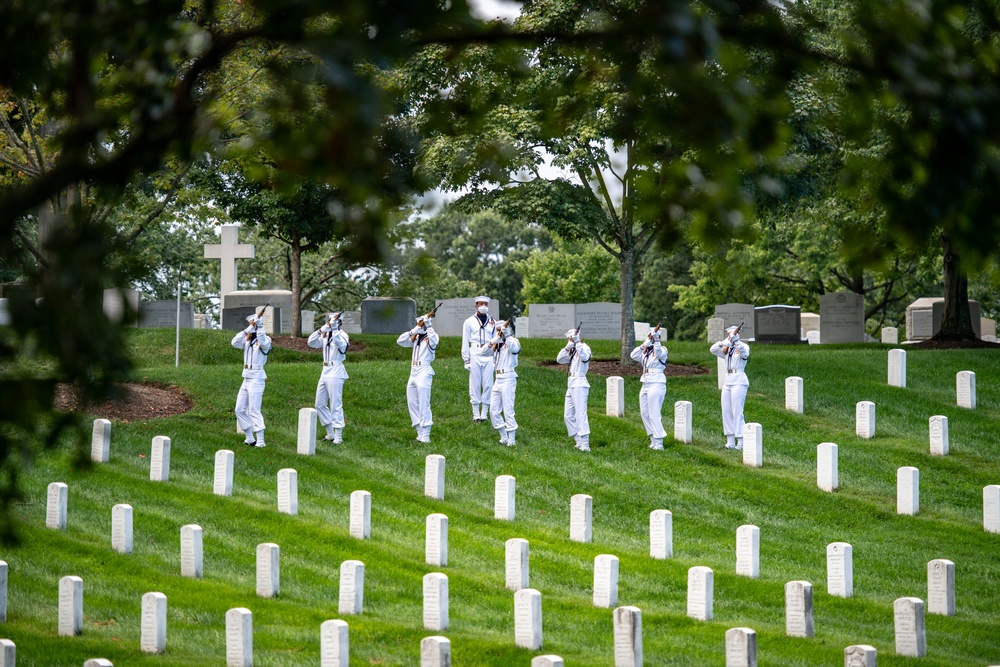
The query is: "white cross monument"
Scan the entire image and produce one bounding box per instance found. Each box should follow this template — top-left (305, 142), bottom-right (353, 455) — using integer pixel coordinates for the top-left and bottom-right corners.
top-left (204, 225), bottom-right (254, 298)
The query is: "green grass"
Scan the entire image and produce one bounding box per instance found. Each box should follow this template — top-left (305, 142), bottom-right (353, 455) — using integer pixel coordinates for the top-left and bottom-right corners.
top-left (3, 330), bottom-right (1000, 665)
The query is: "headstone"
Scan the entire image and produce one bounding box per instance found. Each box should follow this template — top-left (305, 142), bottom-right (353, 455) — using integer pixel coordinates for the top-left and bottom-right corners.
top-left (91, 418), bottom-right (111, 463)
top-left (649, 509), bottom-right (672, 559)
top-left (214, 450), bottom-right (234, 496)
top-left (532, 657), bottom-right (564, 667)
top-left (150, 436), bottom-right (170, 481)
top-left (180, 524), bottom-right (203, 578)
top-left (817, 443), bottom-right (838, 492)
top-left (956, 370), bottom-right (976, 409)
top-left (0, 639), bottom-right (12, 667)
top-left (426, 514), bottom-right (448, 567)
top-left (225, 607), bottom-right (253, 667)
top-left (300, 309), bottom-right (315, 336)
top-left (103, 287), bottom-right (140, 325)
top-left (514, 588), bottom-right (543, 650)
top-left (429, 297), bottom-right (500, 337)
top-left (742, 423), bottom-right (762, 467)
top-left (223, 290), bottom-right (293, 334)
top-left (111, 504), bottom-right (133, 554)
top-left (516, 317), bottom-right (531, 338)
top-left (140, 592), bottom-right (167, 654)
top-left (256, 543), bottom-right (280, 598)
top-left (613, 606), bottom-right (642, 667)
top-left (221, 306), bottom-right (257, 332)
top-left (593, 554), bottom-right (619, 608)
top-left (425, 454), bottom-right (445, 500)
top-left (574, 303), bottom-right (622, 340)
top-left (673, 401), bottom-right (692, 444)
top-left (320, 619), bottom-right (349, 667)
top-left (855, 401), bottom-right (875, 439)
top-left (360, 297), bottom-right (417, 334)
top-left (800, 312), bottom-right (820, 337)
top-left (193, 313), bottom-right (208, 329)
top-left (927, 558), bottom-right (955, 616)
top-left (297, 408), bottom-right (317, 455)
top-left (784, 581), bottom-right (814, 638)
top-left (906, 297), bottom-right (937, 340)
top-left (277, 468), bottom-right (298, 515)
top-left (339, 310), bottom-right (362, 335)
top-left (897, 467), bottom-right (919, 515)
top-left (820, 292), bottom-right (865, 343)
top-left (83, 660), bottom-right (113, 667)
top-left (58, 575), bottom-right (83, 637)
top-left (881, 326), bottom-right (899, 344)
top-left (785, 376), bottom-right (803, 413)
top-left (350, 490), bottom-right (371, 540)
top-left (754, 304), bottom-right (801, 343)
top-left (715, 304), bottom-right (755, 341)
top-left (827, 542), bottom-right (852, 598)
top-left (717, 356), bottom-right (727, 391)
top-left (981, 317), bottom-right (997, 338)
top-left (686, 566), bottom-right (713, 621)
top-left (893, 596), bottom-right (926, 657)
top-left (606, 376), bottom-right (625, 417)
top-left (338, 560), bottom-right (365, 615)
top-left (505, 538), bottom-right (529, 591)
top-left (204, 224), bottom-right (254, 298)
top-left (0, 299), bottom-right (9, 327)
top-left (495, 475), bottom-right (515, 521)
top-left (806, 330), bottom-right (820, 344)
top-left (633, 321), bottom-right (650, 342)
top-left (707, 317), bottom-right (725, 343)
top-left (570, 494), bottom-right (593, 543)
top-left (844, 645), bottom-right (877, 667)
top-left (735, 525), bottom-right (759, 578)
top-left (985, 485), bottom-right (1000, 533)
top-left (725, 627), bottom-right (757, 667)
top-left (0, 561), bottom-right (7, 622)
top-left (46, 482), bottom-right (68, 530)
top-left (423, 573), bottom-right (449, 631)
top-left (529, 304), bottom-right (576, 339)
top-left (888, 349), bottom-right (906, 387)
top-left (420, 636), bottom-right (451, 667)
top-left (929, 415), bottom-right (949, 455)
top-left (139, 300), bottom-right (195, 328)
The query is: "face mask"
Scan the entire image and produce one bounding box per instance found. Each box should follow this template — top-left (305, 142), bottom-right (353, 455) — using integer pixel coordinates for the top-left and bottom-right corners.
top-left (477, 305), bottom-right (488, 315)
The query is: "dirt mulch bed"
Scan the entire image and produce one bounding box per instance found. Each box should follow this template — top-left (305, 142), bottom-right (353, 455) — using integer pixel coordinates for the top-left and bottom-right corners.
top-left (538, 359), bottom-right (709, 377)
top-left (909, 338), bottom-right (1000, 350)
top-left (54, 382), bottom-right (193, 422)
top-left (268, 336), bottom-right (367, 354)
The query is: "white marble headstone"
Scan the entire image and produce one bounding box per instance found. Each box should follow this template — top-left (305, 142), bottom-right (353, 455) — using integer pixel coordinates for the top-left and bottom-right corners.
top-left (505, 538), bottom-right (529, 591)
top-left (649, 509), bottom-right (672, 559)
top-left (784, 580), bottom-right (813, 638)
top-left (0, 639), bottom-right (13, 667)
top-left (855, 401), bottom-right (875, 439)
top-left (827, 542), bottom-right (853, 598)
top-left (46, 482), bottom-right (68, 530)
top-left (91, 418), bottom-right (111, 463)
top-left (146, 436), bottom-right (171, 483)
top-left (140, 591), bottom-right (167, 654)
top-left (929, 415), bottom-right (949, 455)
top-left (338, 560), bottom-right (365, 615)
top-left (956, 371), bottom-right (976, 409)
top-left (0, 561), bottom-right (7, 622)
top-left (320, 619), bottom-right (349, 667)
top-left (350, 490), bottom-right (371, 540)
top-left (844, 644), bottom-right (877, 667)
top-left (256, 543), bottom-right (280, 598)
top-left (742, 423), bottom-right (762, 468)
top-left (180, 524), bottom-right (203, 578)
top-left (606, 376), bottom-right (625, 417)
top-left (83, 660), bottom-right (112, 667)
top-left (277, 468), bottom-right (298, 515)
top-left (894, 596), bottom-right (926, 657)
top-left (58, 575), bottom-right (83, 636)
top-left (985, 485), bottom-right (1000, 533)
top-left (570, 494), bottom-right (593, 543)
top-left (881, 326), bottom-right (898, 344)
top-left (927, 558), bottom-right (955, 616)
top-left (514, 588), bottom-right (543, 650)
top-left (735, 525), bottom-right (759, 578)
top-left (785, 376), bottom-right (803, 413)
top-left (531, 656), bottom-right (564, 667)
top-left (426, 514), bottom-right (448, 567)
top-left (806, 330), bottom-right (820, 344)
top-left (674, 401), bottom-right (692, 444)
top-left (425, 454), bottom-right (445, 500)
top-left (888, 349), bottom-right (906, 387)
top-left (708, 317), bottom-right (725, 343)
top-left (495, 475), bottom-right (515, 521)
top-left (297, 407), bottom-right (317, 455)
top-left (686, 566), bottom-right (713, 621)
top-left (897, 467), bottom-right (919, 515)
top-left (423, 573), bottom-right (449, 631)
top-left (111, 503), bottom-right (133, 554)
top-left (214, 450), bottom-right (234, 496)
top-left (613, 605), bottom-right (642, 667)
top-left (420, 635), bottom-right (451, 667)
top-left (225, 607), bottom-right (253, 667)
top-left (725, 627), bottom-right (757, 667)
top-left (817, 443), bottom-right (838, 492)
top-left (593, 554), bottom-right (619, 608)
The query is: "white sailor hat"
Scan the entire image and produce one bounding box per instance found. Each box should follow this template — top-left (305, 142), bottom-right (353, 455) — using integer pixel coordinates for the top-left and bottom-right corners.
top-left (726, 325), bottom-right (739, 334)
top-left (564, 328), bottom-right (578, 338)
top-left (474, 295), bottom-right (490, 304)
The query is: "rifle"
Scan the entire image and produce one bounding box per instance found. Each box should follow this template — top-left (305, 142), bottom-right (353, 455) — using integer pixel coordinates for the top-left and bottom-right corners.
top-left (412, 303), bottom-right (443, 341)
top-left (495, 308), bottom-right (521, 347)
top-left (647, 317), bottom-right (666, 341)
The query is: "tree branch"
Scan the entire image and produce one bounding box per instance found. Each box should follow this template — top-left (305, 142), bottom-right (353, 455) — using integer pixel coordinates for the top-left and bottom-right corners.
top-left (125, 162), bottom-right (193, 243)
top-left (20, 98), bottom-right (47, 170)
top-left (13, 226), bottom-right (47, 268)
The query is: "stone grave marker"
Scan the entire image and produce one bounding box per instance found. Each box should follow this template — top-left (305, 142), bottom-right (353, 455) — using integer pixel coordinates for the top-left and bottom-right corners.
top-left (707, 317), bottom-right (725, 342)
top-left (881, 327), bottom-right (899, 344)
top-left (929, 415), bottom-right (949, 455)
top-left (256, 543), bottom-right (280, 598)
top-left (139, 300), bottom-right (195, 328)
top-left (674, 401), bottom-right (692, 443)
top-left (817, 443), bottom-right (839, 492)
top-left (58, 575), bottom-right (83, 636)
top-left (150, 436), bottom-right (170, 481)
top-left (426, 514), bottom-right (448, 567)
top-left (46, 482), bottom-right (68, 530)
top-left (297, 408), bottom-right (317, 455)
top-left (785, 581), bottom-right (814, 638)
top-left (927, 558), bottom-right (955, 616)
top-left (736, 525), bottom-right (760, 578)
top-left (570, 494), bottom-right (593, 543)
top-left (0, 560), bottom-right (7, 621)
top-left (717, 356), bottom-right (727, 391)
top-left (742, 423), bottom-right (762, 467)
top-left (985, 485), bottom-right (1000, 533)
top-left (221, 306), bottom-right (257, 332)
top-left (111, 504), bottom-right (133, 554)
top-left (320, 619), bottom-right (349, 667)
top-left (495, 475), bottom-right (516, 521)
top-left (516, 317), bottom-right (530, 338)
top-left (425, 454), bottom-right (445, 500)
top-left (103, 287), bottom-right (141, 325)
top-left (888, 349), bottom-right (906, 387)
top-left (687, 566), bottom-right (713, 621)
top-left (226, 607), bottom-right (253, 667)
top-left (613, 606), bottom-right (642, 667)
top-left (423, 573), bottom-right (449, 631)
top-left (529, 304), bottom-right (576, 339)
top-left (0, 299), bottom-right (8, 326)
top-left (514, 588), bottom-right (543, 650)
top-left (755, 304), bottom-right (801, 343)
top-left (361, 297), bottom-right (417, 334)
top-left (906, 298), bottom-right (937, 340)
top-left (300, 309), bottom-right (315, 336)
top-left (897, 467), bottom-right (919, 515)
top-left (532, 657), bottom-right (564, 667)
top-left (894, 597), bottom-right (926, 657)
top-left (801, 311), bottom-right (820, 336)
top-left (140, 592), bottom-right (167, 654)
top-left (715, 304), bottom-right (755, 341)
top-left (223, 290), bottom-right (292, 334)
top-left (84, 660), bottom-right (113, 667)
top-left (204, 224), bottom-right (253, 299)
top-left (430, 297), bottom-right (499, 337)
top-left (277, 468), bottom-right (298, 515)
top-left (505, 538), bottom-right (529, 591)
top-left (593, 554), bottom-right (619, 608)
top-left (607, 376), bottom-right (625, 417)
top-left (340, 310), bottom-right (362, 334)
top-left (339, 560), bottom-right (365, 615)
top-left (820, 292), bottom-right (865, 343)
top-left (785, 376), bottom-right (803, 413)
top-left (91, 418), bottom-right (111, 463)
top-left (982, 317), bottom-right (997, 339)
top-left (180, 524), bottom-right (203, 578)
top-left (193, 313), bottom-right (208, 329)
top-left (0, 639), bottom-right (12, 667)
top-left (575, 302), bottom-right (622, 340)
top-left (420, 636), bottom-right (451, 667)
top-left (844, 645), bottom-right (877, 667)
top-left (634, 322), bottom-right (651, 342)
top-left (214, 450), bottom-right (234, 496)
top-left (350, 490), bottom-right (371, 540)
top-left (649, 509), bottom-right (672, 559)
top-left (725, 627), bottom-right (757, 667)
top-left (856, 401), bottom-right (875, 439)
top-left (806, 330), bottom-right (820, 344)
top-left (956, 370), bottom-right (976, 409)
top-left (827, 542), bottom-right (853, 598)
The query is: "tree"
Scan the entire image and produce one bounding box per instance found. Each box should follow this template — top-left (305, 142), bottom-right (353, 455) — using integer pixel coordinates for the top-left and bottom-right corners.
top-left (516, 241), bottom-right (619, 307)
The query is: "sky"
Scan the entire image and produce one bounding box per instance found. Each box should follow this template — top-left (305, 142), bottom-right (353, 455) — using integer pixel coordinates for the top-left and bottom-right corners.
top-left (467, 0), bottom-right (522, 22)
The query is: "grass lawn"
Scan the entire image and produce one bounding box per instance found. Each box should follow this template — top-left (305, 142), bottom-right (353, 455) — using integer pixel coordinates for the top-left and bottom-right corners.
top-left (2, 329), bottom-right (999, 666)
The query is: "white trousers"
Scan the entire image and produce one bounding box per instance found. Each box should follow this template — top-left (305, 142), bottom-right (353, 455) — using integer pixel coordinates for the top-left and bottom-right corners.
top-left (721, 383), bottom-right (748, 438)
top-left (315, 376), bottom-right (346, 429)
top-left (468, 359), bottom-right (494, 416)
top-left (235, 377), bottom-right (266, 433)
top-left (638, 383), bottom-right (666, 439)
top-left (406, 373), bottom-right (433, 429)
top-left (564, 386), bottom-right (590, 437)
top-left (490, 378), bottom-right (518, 432)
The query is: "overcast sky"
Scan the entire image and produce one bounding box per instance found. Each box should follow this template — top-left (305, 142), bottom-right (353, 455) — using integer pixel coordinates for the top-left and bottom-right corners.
top-left (467, 0), bottom-right (522, 22)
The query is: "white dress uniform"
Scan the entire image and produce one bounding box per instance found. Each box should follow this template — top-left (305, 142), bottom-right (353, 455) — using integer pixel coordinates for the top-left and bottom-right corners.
top-left (232, 315), bottom-right (272, 447)
top-left (710, 327), bottom-right (750, 449)
top-left (308, 315), bottom-right (349, 443)
top-left (461, 300), bottom-right (496, 422)
top-left (556, 330), bottom-right (592, 451)
top-left (396, 318), bottom-right (440, 443)
top-left (629, 333), bottom-right (668, 449)
top-left (479, 322), bottom-right (520, 445)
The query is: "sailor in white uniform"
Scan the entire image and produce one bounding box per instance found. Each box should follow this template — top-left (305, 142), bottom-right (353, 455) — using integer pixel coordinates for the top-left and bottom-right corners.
top-left (308, 312), bottom-right (349, 443)
top-left (710, 325), bottom-right (750, 449)
top-left (557, 327), bottom-right (592, 451)
top-left (480, 319), bottom-right (520, 445)
top-left (629, 326), bottom-right (668, 450)
top-left (396, 312), bottom-right (440, 443)
top-left (461, 296), bottom-right (496, 422)
top-left (232, 310), bottom-right (272, 447)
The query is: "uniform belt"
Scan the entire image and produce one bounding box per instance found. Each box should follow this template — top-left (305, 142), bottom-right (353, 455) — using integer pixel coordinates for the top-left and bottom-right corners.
top-left (570, 372), bottom-right (586, 377)
top-left (644, 369), bottom-right (661, 374)
top-left (324, 362), bottom-right (343, 367)
top-left (496, 368), bottom-right (511, 374)
top-left (244, 364), bottom-right (263, 370)
top-left (728, 369), bottom-right (740, 374)
top-left (412, 361), bottom-right (425, 366)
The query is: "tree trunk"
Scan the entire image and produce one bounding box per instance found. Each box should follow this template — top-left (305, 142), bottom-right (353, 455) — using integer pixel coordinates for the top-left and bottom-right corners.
top-left (619, 247), bottom-right (635, 365)
top-left (934, 233), bottom-right (976, 341)
top-left (290, 237), bottom-right (302, 338)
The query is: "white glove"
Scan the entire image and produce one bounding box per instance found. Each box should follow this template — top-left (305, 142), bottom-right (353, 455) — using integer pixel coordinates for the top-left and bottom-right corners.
top-left (244, 325), bottom-right (256, 335)
top-left (565, 339), bottom-right (575, 349)
top-left (423, 317), bottom-right (434, 329)
top-left (464, 363), bottom-right (471, 371)
top-left (321, 324), bottom-right (332, 333)
top-left (651, 332), bottom-right (660, 342)
top-left (411, 326), bottom-right (424, 336)
top-left (572, 333), bottom-right (581, 344)
top-left (490, 335), bottom-right (502, 346)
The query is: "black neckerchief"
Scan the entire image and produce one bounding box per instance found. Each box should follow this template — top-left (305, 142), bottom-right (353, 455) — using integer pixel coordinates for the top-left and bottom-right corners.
top-left (477, 312), bottom-right (488, 326)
